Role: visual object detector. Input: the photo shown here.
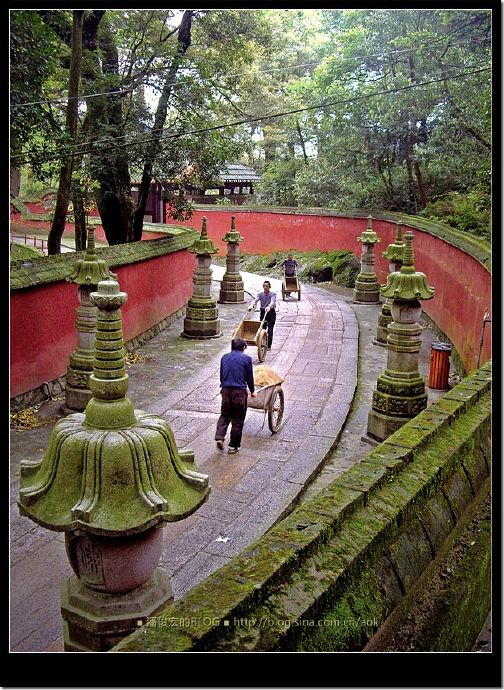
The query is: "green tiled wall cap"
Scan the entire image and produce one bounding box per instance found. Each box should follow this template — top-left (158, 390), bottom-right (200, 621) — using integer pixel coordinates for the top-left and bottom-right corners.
top-left (357, 216), bottom-right (381, 244)
top-left (380, 231), bottom-right (435, 301)
top-left (188, 216), bottom-right (219, 255)
top-left (18, 279), bottom-right (209, 536)
top-left (222, 215), bottom-right (244, 244)
top-left (66, 227), bottom-right (116, 285)
top-left (382, 223), bottom-right (405, 262)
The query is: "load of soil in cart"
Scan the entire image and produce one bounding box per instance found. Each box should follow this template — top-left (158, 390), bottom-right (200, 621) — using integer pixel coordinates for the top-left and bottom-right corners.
top-left (253, 365), bottom-right (284, 387)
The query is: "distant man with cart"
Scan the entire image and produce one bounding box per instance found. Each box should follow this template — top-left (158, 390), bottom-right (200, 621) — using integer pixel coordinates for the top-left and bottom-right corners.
top-left (215, 337), bottom-right (256, 454)
top-left (282, 253), bottom-right (299, 277)
top-left (282, 253), bottom-right (299, 297)
top-left (249, 280), bottom-right (277, 350)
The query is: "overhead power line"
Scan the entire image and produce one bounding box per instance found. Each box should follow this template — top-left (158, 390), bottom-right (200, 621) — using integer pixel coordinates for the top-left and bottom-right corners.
top-left (10, 66), bottom-right (490, 165)
top-left (11, 34), bottom-right (488, 108)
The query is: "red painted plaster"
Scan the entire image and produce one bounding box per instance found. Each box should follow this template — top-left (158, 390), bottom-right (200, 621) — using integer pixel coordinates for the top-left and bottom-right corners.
top-left (177, 209), bottom-right (491, 371)
top-left (10, 249), bottom-right (194, 398)
top-left (10, 282), bottom-right (78, 395)
top-left (10, 209), bottom-right (491, 397)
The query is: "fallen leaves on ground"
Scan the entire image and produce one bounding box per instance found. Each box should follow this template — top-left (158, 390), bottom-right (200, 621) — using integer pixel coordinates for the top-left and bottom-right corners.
top-left (124, 352), bottom-right (147, 366)
top-left (10, 406), bottom-right (56, 430)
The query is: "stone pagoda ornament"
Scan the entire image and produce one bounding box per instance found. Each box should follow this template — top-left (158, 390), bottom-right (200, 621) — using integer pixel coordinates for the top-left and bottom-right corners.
top-left (367, 231), bottom-right (435, 442)
top-left (374, 223), bottom-right (405, 346)
top-left (218, 215), bottom-right (245, 304)
top-left (63, 227), bottom-right (115, 412)
top-left (353, 216), bottom-right (381, 304)
top-left (182, 216), bottom-right (222, 338)
top-left (18, 279), bottom-right (210, 652)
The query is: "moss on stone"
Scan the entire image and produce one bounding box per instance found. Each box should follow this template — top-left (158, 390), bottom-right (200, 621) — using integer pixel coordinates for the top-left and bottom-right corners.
top-left (10, 243), bottom-right (43, 260)
top-left (295, 568), bottom-right (388, 651)
top-left (10, 232), bottom-right (199, 290)
top-left (112, 373), bottom-right (491, 653)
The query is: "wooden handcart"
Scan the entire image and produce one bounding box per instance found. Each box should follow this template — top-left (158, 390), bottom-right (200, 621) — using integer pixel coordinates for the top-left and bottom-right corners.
top-left (281, 269), bottom-right (301, 301)
top-left (248, 366), bottom-right (285, 433)
top-left (232, 308), bottom-right (268, 362)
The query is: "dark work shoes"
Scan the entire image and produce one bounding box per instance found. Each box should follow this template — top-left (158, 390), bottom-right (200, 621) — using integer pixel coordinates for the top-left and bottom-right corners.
top-left (216, 440), bottom-right (225, 450)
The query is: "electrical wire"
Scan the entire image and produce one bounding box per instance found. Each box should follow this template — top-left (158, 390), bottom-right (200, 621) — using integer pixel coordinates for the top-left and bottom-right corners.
top-left (10, 65), bottom-right (490, 165)
top-left (11, 34), bottom-right (489, 108)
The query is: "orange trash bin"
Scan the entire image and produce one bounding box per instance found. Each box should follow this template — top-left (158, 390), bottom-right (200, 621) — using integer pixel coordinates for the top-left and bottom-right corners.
top-left (428, 341), bottom-right (451, 389)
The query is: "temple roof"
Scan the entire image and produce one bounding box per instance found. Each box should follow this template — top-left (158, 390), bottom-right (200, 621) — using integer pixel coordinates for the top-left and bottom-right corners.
top-left (218, 163), bottom-right (261, 183)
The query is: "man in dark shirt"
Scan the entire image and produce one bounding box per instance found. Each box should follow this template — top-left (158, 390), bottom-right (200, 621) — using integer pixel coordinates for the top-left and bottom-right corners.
top-left (215, 338), bottom-right (256, 454)
top-left (282, 254), bottom-right (299, 297)
top-left (282, 253), bottom-right (299, 277)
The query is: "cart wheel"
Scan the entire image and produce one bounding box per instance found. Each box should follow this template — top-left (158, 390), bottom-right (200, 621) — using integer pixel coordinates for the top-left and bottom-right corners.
top-left (298, 288), bottom-right (301, 301)
top-left (268, 386), bottom-right (284, 433)
top-left (282, 287), bottom-right (285, 301)
top-left (258, 331), bottom-right (268, 362)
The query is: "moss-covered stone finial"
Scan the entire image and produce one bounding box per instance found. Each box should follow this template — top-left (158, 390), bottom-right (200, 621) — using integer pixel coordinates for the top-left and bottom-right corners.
top-left (19, 278), bottom-right (209, 536)
top-left (66, 227), bottom-right (116, 285)
top-left (380, 231), bottom-right (435, 301)
top-left (382, 223), bottom-right (405, 262)
top-left (188, 216), bottom-right (219, 255)
top-left (357, 216), bottom-right (381, 245)
top-left (222, 215), bottom-right (244, 244)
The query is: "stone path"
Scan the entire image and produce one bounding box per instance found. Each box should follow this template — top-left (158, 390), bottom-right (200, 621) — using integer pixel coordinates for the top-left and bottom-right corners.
top-left (10, 268), bottom-right (358, 652)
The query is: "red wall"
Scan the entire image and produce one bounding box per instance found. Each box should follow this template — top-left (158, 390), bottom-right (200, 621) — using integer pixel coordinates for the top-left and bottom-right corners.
top-left (10, 249), bottom-right (194, 397)
top-left (11, 209), bottom-right (491, 397)
top-left (11, 281), bottom-right (78, 395)
top-left (177, 209), bottom-right (491, 372)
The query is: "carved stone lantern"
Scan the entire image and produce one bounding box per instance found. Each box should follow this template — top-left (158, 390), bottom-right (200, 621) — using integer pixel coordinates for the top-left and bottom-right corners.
top-left (63, 227), bottom-right (115, 412)
top-left (218, 215), bottom-right (245, 304)
top-left (354, 216), bottom-right (381, 304)
top-left (182, 217), bottom-right (222, 338)
top-left (367, 231), bottom-right (435, 442)
top-left (19, 279), bottom-right (210, 652)
top-left (374, 223), bottom-right (405, 346)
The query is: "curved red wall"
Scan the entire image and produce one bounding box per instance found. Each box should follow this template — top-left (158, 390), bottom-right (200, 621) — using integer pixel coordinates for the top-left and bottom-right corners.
top-left (10, 208), bottom-right (491, 398)
top-left (177, 209), bottom-right (491, 372)
top-left (10, 249), bottom-right (194, 398)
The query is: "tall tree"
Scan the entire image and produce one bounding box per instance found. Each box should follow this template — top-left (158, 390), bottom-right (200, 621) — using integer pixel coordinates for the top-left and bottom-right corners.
top-left (132, 10), bottom-right (193, 241)
top-left (47, 10), bottom-right (84, 254)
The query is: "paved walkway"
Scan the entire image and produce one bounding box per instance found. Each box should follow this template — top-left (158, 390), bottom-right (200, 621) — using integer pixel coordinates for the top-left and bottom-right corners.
top-left (10, 268), bottom-right (360, 652)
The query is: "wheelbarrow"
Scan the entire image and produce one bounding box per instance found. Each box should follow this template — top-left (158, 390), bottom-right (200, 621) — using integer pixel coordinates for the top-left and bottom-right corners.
top-left (248, 367), bottom-right (285, 433)
top-left (281, 269), bottom-right (301, 301)
top-left (232, 307), bottom-right (268, 362)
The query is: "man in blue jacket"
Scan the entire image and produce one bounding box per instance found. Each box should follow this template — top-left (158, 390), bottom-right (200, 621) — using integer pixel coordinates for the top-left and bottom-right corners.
top-left (215, 338), bottom-right (257, 454)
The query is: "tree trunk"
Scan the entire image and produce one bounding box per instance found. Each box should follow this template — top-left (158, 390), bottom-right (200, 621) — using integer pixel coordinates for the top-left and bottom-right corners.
top-left (132, 10), bottom-right (193, 241)
top-left (72, 180), bottom-right (87, 251)
top-left (47, 10), bottom-right (84, 254)
top-left (10, 164), bottom-right (20, 197)
top-left (413, 158), bottom-right (428, 209)
top-left (86, 14), bottom-right (134, 246)
top-left (296, 120), bottom-right (308, 163)
top-left (405, 155), bottom-right (417, 213)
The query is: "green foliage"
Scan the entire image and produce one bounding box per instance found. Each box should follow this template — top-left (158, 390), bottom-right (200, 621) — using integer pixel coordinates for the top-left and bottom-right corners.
top-left (419, 192), bottom-right (491, 240)
top-left (10, 11), bottom-right (69, 171)
top-left (238, 249), bottom-right (359, 288)
top-left (11, 9), bottom-right (492, 245)
top-left (256, 159), bottom-right (303, 206)
top-left (213, 196), bottom-right (233, 206)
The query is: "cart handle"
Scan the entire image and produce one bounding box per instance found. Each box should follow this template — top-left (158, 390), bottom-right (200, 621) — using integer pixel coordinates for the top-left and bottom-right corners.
top-left (244, 307), bottom-right (268, 329)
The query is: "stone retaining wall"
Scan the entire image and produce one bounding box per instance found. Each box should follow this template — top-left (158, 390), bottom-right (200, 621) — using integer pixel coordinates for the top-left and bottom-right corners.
top-left (112, 362), bottom-right (491, 652)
